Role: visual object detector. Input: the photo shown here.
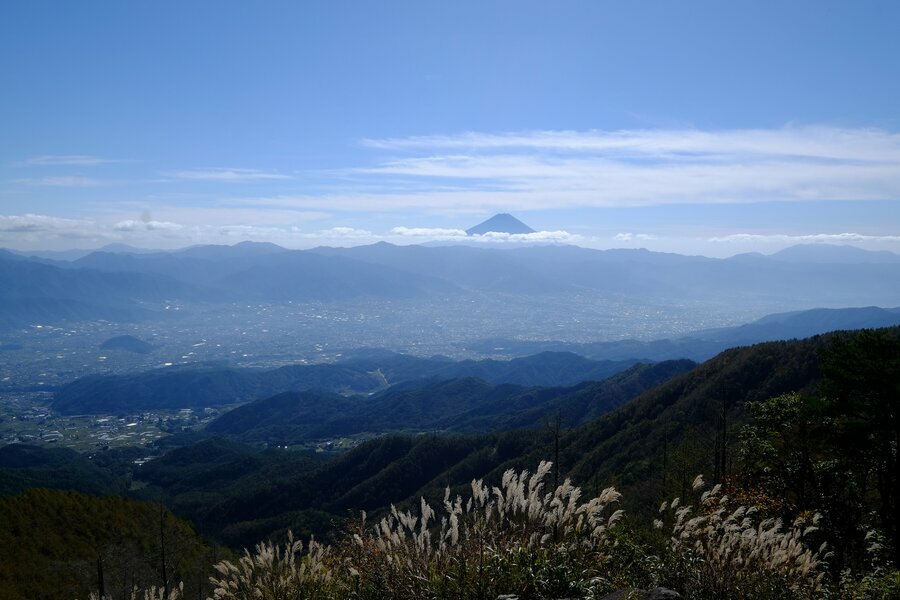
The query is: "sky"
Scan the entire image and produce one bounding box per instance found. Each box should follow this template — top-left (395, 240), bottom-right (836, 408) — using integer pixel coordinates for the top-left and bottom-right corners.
top-left (1, 0), bottom-right (899, 256)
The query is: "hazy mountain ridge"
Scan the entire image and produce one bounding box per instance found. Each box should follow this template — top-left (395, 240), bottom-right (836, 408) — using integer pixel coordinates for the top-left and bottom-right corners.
top-left (51, 362), bottom-right (385, 414)
top-left (767, 243), bottom-right (900, 264)
top-left (100, 334), bottom-right (156, 354)
top-left (0, 256), bottom-right (190, 329)
top-left (3, 242), bottom-right (900, 331)
top-left (50, 351), bottom-right (643, 415)
top-left (204, 360), bottom-right (694, 445)
top-left (310, 242), bottom-right (900, 303)
top-left (466, 305), bottom-right (900, 361)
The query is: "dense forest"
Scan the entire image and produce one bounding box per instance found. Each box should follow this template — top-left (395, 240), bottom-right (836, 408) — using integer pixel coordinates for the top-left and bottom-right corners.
top-left (0, 490), bottom-right (213, 600)
top-left (1, 327), bottom-right (898, 598)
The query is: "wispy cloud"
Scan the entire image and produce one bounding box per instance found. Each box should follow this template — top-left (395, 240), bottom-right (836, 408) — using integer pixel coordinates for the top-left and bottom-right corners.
top-left (0, 214), bottom-right (95, 233)
top-left (4, 126), bottom-right (899, 253)
top-left (163, 168), bottom-right (291, 182)
top-left (389, 226), bottom-right (581, 244)
top-left (344, 126), bottom-right (900, 210)
top-left (709, 232), bottom-right (900, 244)
top-left (113, 219), bottom-right (183, 232)
top-left (316, 226), bottom-right (373, 238)
top-left (0, 214), bottom-right (109, 243)
top-left (391, 226), bottom-right (468, 238)
top-left (17, 155), bottom-right (118, 167)
top-left (475, 230), bottom-right (581, 243)
top-left (14, 176), bottom-right (106, 187)
top-left (362, 127), bottom-right (900, 162)
top-left (614, 232), bottom-right (657, 241)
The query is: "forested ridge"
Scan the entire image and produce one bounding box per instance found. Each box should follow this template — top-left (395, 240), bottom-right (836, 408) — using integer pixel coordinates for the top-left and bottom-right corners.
top-left (1, 327), bottom-right (898, 598)
top-left (0, 489), bottom-right (212, 600)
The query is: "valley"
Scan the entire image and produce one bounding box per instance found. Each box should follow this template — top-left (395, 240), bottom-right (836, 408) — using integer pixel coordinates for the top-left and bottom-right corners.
top-left (1, 242), bottom-right (899, 599)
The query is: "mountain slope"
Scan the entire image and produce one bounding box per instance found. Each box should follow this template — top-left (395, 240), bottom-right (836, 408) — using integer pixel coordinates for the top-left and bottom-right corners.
top-left (0, 256), bottom-right (188, 329)
top-left (769, 243), bottom-right (900, 264)
top-left (0, 444), bottom-right (122, 496)
top-left (309, 242), bottom-right (572, 294)
top-left (203, 360), bottom-right (695, 445)
top-left (466, 213), bottom-right (536, 235)
top-left (51, 362), bottom-right (385, 414)
top-left (100, 334), bottom-right (156, 354)
top-left (52, 351), bottom-right (640, 415)
top-left (75, 245), bottom-right (457, 300)
top-left (142, 327), bottom-right (900, 548)
top-left (467, 305), bottom-right (900, 362)
top-left (0, 489), bottom-right (209, 600)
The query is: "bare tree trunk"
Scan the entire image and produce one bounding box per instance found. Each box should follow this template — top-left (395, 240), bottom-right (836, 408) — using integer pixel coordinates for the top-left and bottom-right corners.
top-left (160, 505), bottom-right (168, 599)
top-left (97, 554), bottom-right (105, 600)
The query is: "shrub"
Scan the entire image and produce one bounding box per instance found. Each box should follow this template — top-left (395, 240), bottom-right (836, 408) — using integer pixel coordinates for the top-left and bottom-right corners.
top-left (657, 475), bottom-right (826, 599)
top-left (86, 464), bottom-right (832, 599)
top-left (337, 460), bottom-right (624, 599)
top-left (208, 532), bottom-right (332, 600)
top-left (89, 584), bottom-right (184, 600)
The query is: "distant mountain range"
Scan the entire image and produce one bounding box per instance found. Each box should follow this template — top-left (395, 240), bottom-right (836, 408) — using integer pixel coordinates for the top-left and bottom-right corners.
top-left (9, 243), bottom-right (160, 261)
top-left (0, 254), bottom-right (189, 329)
top-left (465, 305), bottom-right (900, 362)
top-left (2, 240), bottom-right (899, 330)
top-left (762, 243), bottom-right (900, 264)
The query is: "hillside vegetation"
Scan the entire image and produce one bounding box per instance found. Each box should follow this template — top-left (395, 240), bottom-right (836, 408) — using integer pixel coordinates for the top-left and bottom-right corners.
top-left (205, 360), bottom-right (695, 445)
top-left (128, 329), bottom-right (893, 557)
top-left (52, 351), bottom-right (639, 415)
top-left (4, 327), bottom-right (898, 598)
top-left (0, 490), bottom-right (211, 600)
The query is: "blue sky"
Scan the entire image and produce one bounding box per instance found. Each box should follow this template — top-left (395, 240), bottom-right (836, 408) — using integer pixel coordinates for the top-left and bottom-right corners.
top-left (1, 0), bottom-right (899, 255)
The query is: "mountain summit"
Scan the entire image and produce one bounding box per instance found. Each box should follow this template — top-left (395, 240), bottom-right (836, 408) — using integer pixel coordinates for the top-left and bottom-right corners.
top-left (466, 213), bottom-right (536, 236)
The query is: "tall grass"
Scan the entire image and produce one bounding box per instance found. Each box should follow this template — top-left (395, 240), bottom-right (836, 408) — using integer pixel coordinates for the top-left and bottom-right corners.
top-left (208, 532), bottom-right (331, 600)
top-left (89, 583), bottom-right (183, 600)
top-left (657, 475), bottom-right (826, 599)
top-left (88, 462), bottom-right (835, 599)
top-left (337, 460), bottom-right (623, 598)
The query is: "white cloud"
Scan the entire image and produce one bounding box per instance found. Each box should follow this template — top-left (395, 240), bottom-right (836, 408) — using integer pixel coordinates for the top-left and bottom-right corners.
top-left (118, 205), bottom-right (331, 228)
top-left (614, 233), bottom-right (656, 241)
top-left (391, 226), bottom-right (468, 238)
top-left (709, 232), bottom-right (900, 244)
top-left (388, 226), bottom-right (579, 244)
top-left (4, 126), bottom-right (898, 253)
top-left (344, 126), bottom-right (900, 210)
top-left (363, 126), bottom-right (900, 162)
top-left (0, 213), bottom-right (112, 245)
top-left (228, 125), bottom-right (900, 215)
top-left (17, 155), bottom-right (117, 167)
top-left (316, 227), bottom-right (373, 237)
top-left (208, 224), bottom-right (292, 237)
top-left (114, 219), bottom-right (183, 232)
top-left (0, 214), bottom-right (94, 233)
top-left (14, 176), bottom-right (105, 187)
top-left (164, 168), bottom-right (291, 182)
top-left (476, 230), bottom-right (581, 243)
